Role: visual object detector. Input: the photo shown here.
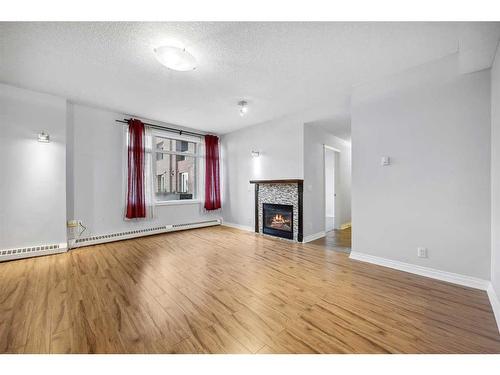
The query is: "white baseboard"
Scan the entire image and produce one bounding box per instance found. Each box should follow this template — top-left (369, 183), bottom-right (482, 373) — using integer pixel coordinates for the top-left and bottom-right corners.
top-left (487, 283), bottom-right (500, 334)
top-left (0, 242), bottom-right (68, 262)
top-left (222, 222), bottom-right (254, 232)
top-left (349, 251), bottom-right (490, 291)
top-left (302, 231), bottom-right (326, 243)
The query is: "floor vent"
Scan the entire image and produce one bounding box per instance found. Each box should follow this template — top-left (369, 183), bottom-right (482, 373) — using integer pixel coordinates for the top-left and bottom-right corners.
top-left (0, 243), bottom-right (67, 262)
top-left (70, 219), bottom-right (221, 249)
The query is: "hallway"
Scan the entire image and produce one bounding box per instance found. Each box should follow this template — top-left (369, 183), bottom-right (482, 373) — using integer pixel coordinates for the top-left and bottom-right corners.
top-left (310, 227), bottom-right (351, 252)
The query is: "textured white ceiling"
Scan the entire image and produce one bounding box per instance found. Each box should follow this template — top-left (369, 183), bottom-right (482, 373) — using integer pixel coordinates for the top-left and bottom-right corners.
top-left (1, 22), bottom-right (499, 134)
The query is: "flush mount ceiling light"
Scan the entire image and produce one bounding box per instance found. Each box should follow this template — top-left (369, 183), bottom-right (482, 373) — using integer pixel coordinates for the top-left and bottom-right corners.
top-left (153, 46), bottom-right (197, 72)
top-left (238, 100), bottom-right (248, 116)
top-left (38, 131), bottom-right (50, 143)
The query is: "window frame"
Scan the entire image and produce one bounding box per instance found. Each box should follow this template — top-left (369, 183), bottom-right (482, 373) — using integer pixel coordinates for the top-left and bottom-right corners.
top-left (152, 130), bottom-right (202, 205)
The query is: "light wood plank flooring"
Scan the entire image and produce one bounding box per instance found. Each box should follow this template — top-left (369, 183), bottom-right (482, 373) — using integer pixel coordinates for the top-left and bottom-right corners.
top-left (310, 227), bottom-right (352, 251)
top-left (0, 225), bottom-right (499, 353)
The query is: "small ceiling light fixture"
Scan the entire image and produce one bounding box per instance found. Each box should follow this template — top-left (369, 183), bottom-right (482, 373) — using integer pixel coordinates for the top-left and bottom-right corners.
top-left (38, 131), bottom-right (50, 143)
top-left (251, 150), bottom-right (260, 158)
top-left (153, 46), bottom-right (197, 72)
top-left (238, 100), bottom-right (248, 117)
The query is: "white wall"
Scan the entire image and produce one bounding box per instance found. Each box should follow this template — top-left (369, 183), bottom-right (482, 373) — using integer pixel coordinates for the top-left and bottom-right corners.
top-left (0, 83), bottom-right (67, 249)
top-left (491, 44), bottom-right (500, 302)
top-left (325, 148), bottom-right (335, 231)
top-left (67, 103), bottom-right (220, 238)
top-left (303, 124), bottom-right (352, 237)
top-left (221, 116), bottom-right (304, 229)
top-left (352, 58), bottom-right (491, 279)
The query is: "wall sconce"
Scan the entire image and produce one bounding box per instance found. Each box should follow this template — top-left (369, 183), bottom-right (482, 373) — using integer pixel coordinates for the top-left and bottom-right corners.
top-left (38, 131), bottom-right (50, 143)
top-left (251, 150), bottom-right (260, 158)
top-left (239, 100), bottom-right (249, 117)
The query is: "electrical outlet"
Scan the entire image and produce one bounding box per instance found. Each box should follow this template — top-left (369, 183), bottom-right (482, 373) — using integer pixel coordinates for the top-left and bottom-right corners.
top-left (417, 247), bottom-right (428, 258)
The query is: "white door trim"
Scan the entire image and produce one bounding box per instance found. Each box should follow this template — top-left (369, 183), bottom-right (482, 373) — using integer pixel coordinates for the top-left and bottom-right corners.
top-left (323, 144), bottom-right (341, 152)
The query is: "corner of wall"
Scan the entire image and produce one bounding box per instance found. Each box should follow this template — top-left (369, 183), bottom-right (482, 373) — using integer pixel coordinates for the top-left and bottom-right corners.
top-left (66, 102), bottom-right (75, 221)
top-left (487, 283), bottom-right (500, 334)
top-left (490, 38), bottom-right (500, 331)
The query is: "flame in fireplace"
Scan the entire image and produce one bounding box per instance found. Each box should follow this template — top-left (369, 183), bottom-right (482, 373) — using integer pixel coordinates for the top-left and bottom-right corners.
top-left (268, 213), bottom-right (291, 231)
top-left (272, 214), bottom-right (287, 225)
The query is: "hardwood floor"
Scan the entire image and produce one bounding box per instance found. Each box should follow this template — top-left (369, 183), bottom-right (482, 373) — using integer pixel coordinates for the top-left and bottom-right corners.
top-left (0, 225), bottom-right (499, 353)
top-left (310, 227), bottom-right (351, 251)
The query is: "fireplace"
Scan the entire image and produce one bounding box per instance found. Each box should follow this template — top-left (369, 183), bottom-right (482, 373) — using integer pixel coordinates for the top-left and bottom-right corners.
top-left (263, 203), bottom-right (294, 240)
top-left (250, 179), bottom-right (303, 242)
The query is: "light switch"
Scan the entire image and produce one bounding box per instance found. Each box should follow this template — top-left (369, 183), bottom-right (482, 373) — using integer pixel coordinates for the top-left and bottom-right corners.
top-left (381, 156), bottom-right (390, 166)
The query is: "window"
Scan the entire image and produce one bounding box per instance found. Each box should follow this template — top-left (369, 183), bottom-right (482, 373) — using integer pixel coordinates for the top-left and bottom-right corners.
top-left (153, 133), bottom-right (200, 202)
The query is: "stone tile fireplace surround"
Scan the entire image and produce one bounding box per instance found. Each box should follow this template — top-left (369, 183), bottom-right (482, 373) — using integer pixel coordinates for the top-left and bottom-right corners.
top-left (250, 179), bottom-right (303, 242)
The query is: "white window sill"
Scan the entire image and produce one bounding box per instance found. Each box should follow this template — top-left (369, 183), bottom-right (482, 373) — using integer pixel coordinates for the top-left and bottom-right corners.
top-left (155, 199), bottom-right (201, 206)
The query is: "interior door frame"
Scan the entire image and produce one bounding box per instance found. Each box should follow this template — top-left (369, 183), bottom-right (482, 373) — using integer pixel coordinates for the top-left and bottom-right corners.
top-left (323, 144), bottom-right (341, 232)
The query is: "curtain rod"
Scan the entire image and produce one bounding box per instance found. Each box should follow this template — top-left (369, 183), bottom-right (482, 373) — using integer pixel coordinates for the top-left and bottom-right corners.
top-left (115, 119), bottom-right (206, 138)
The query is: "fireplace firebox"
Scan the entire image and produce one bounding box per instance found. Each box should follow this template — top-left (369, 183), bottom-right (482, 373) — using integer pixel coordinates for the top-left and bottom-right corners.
top-left (262, 203), bottom-right (294, 240)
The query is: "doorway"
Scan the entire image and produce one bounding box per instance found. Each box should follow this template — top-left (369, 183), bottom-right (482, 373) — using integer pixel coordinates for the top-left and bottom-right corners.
top-left (324, 145), bottom-right (338, 232)
top-left (317, 144), bottom-right (351, 252)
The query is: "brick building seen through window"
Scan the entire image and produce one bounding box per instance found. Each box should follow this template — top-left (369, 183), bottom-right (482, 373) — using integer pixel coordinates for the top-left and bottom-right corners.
top-left (154, 135), bottom-right (198, 201)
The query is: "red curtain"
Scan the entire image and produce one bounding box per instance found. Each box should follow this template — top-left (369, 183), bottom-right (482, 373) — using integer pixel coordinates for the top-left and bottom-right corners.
top-left (126, 119), bottom-right (146, 219)
top-left (204, 134), bottom-right (221, 210)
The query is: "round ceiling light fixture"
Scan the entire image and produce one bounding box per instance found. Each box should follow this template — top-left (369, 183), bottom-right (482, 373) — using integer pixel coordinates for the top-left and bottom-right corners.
top-left (153, 46), bottom-right (197, 72)
top-left (238, 100), bottom-right (248, 116)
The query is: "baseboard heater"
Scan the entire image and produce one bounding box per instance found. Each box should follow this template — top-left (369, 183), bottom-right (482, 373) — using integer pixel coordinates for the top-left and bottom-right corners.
top-left (0, 243), bottom-right (68, 262)
top-left (68, 219), bottom-right (221, 249)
